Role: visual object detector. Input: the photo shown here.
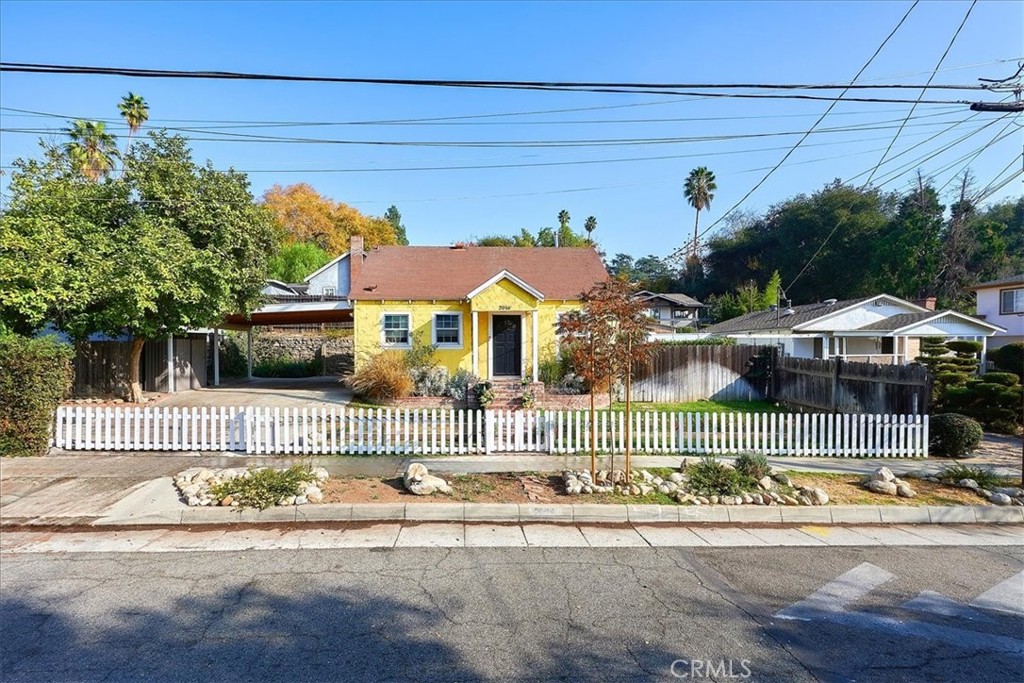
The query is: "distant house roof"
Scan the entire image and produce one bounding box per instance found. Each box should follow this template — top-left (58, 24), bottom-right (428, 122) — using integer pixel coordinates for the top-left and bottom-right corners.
top-left (969, 274), bottom-right (1024, 290)
top-left (637, 291), bottom-right (705, 308)
top-left (304, 252), bottom-right (350, 283)
top-left (706, 297), bottom-right (872, 334)
top-left (855, 311), bottom-right (936, 331)
top-left (348, 245), bottom-right (608, 301)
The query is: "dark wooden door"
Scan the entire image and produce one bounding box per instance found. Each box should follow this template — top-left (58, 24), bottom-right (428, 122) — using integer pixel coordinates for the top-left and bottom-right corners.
top-left (492, 315), bottom-right (522, 377)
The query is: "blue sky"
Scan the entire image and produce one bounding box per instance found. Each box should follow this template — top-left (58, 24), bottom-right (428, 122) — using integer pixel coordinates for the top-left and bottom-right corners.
top-left (1, 0), bottom-right (1020, 259)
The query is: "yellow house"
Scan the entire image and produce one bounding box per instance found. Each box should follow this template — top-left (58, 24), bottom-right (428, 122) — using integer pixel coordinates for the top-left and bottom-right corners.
top-left (346, 236), bottom-right (609, 381)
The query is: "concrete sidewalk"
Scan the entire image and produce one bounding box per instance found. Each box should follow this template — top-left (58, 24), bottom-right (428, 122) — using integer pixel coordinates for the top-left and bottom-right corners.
top-left (3, 522), bottom-right (1021, 553)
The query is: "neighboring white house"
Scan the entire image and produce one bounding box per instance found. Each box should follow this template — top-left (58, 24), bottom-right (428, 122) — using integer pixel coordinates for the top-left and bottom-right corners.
top-left (706, 294), bottom-right (1005, 364)
top-left (304, 253), bottom-right (351, 297)
top-left (970, 274), bottom-right (1023, 350)
top-left (634, 291), bottom-right (705, 328)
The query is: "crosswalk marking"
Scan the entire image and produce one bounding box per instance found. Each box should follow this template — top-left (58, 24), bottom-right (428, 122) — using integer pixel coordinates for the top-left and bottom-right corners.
top-left (776, 562), bottom-right (894, 621)
top-left (969, 571), bottom-right (1024, 616)
top-left (901, 591), bottom-right (992, 622)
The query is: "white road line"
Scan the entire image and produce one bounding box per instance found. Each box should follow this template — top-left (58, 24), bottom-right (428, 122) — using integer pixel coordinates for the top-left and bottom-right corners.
top-left (969, 570), bottom-right (1024, 616)
top-left (901, 591), bottom-right (993, 622)
top-left (775, 562), bottom-right (895, 621)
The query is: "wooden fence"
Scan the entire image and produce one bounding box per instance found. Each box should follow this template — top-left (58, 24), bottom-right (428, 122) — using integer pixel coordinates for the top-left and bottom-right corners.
top-left (772, 357), bottom-right (931, 415)
top-left (630, 344), bottom-right (768, 402)
top-left (52, 406), bottom-right (928, 457)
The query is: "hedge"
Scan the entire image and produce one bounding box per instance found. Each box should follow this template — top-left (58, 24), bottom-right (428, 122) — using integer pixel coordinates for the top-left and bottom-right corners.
top-left (989, 343), bottom-right (1023, 379)
top-left (0, 335), bottom-right (74, 457)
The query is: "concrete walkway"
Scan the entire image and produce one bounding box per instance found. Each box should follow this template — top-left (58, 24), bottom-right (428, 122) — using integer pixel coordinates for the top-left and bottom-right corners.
top-left (152, 376), bottom-right (352, 408)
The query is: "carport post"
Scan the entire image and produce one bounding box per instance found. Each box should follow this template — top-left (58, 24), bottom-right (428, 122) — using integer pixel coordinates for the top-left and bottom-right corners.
top-left (246, 328), bottom-right (254, 380)
top-left (213, 328), bottom-right (221, 386)
top-left (167, 337), bottom-right (175, 393)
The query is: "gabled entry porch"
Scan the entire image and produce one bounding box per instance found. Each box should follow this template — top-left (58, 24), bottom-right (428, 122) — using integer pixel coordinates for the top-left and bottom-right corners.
top-left (467, 271), bottom-right (543, 382)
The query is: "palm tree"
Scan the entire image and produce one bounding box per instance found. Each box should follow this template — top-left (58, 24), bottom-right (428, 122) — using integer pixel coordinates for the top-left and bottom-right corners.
top-left (683, 167), bottom-right (717, 253)
top-left (584, 215), bottom-right (597, 244)
top-left (118, 92), bottom-right (149, 154)
top-left (64, 120), bottom-right (120, 181)
top-left (557, 209), bottom-right (571, 230)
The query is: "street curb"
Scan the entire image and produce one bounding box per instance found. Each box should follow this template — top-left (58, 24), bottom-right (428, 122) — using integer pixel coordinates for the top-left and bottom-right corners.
top-left (5, 503), bottom-right (1017, 528)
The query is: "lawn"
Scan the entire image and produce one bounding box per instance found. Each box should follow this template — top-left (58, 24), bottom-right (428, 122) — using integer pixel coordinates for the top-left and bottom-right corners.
top-left (610, 400), bottom-right (788, 414)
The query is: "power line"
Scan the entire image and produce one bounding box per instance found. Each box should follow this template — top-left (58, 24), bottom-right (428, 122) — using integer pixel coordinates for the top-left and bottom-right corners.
top-left (0, 61), bottom-right (992, 92)
top-left (864, 0), bottom-right (978, 185)
top-left (1, 123), bottom-right (990, 175)
top-left (0, 115), bottom-right (978, 149)
top-left (935, 115), bottom-right (1020, 191)
top-left (671, 0), bottom-right (921, 261)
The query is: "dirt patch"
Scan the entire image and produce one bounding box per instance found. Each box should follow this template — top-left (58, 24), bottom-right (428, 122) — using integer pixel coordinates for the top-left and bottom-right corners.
top-left (321, 473), bottom-right (562, 504)
top-left (319, 471), bottom-right (992, 507)
top-left (788, 472), bottom-right (990, 506)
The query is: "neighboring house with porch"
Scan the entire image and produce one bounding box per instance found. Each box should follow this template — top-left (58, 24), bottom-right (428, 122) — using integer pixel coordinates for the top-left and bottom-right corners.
top-left (347, 239), bottom-right (608, 381)
top-left (634, 291), bottom-right (705, 328)
top-left (970, 274), bottom-right (1023, 350)
top-left (705, 294), bottom-right (1004, 363)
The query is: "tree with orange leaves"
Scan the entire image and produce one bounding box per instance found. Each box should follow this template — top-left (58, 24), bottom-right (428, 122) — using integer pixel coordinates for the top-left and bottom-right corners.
top-left (559, 277), bottom-right (653, 477)
top-left (261, 183), bottom-right (401, 254)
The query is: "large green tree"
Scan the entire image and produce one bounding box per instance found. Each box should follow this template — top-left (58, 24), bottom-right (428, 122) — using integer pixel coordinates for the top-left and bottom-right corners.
top-left (267, 241), bottom-right (332, 283)
top-left (1, 132), bottom-right (277, 401)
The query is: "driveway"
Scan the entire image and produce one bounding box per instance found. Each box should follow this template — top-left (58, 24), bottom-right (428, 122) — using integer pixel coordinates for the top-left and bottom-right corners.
top-left (151, 377), bottom-right (352, 409)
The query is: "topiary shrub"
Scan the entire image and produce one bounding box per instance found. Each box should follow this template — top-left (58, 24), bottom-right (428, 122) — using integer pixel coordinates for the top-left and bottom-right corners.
top-left (0, 335), bottom-right (74, 457)
top-left (928, 413), bottom-right (984, 458)
top-left (735, 452), bottom-right (771, 481)
top-left (349, 351), bottom-right (414, 401)
top-left (989, 343), bottom-right (1023, 379)
top-left (943, 373), bottom-right (1022, 435)
top-left (945, 340), bottom-right (983, 355)
top-left (980, 372), bottom-right (1020, 387)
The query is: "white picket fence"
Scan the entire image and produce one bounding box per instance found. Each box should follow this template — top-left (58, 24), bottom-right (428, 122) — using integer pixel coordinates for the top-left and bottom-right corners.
top-left (52, 406), bottom-right (929, 457)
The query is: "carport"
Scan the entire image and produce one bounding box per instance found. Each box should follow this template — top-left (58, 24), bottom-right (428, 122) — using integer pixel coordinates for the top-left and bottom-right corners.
top-left (214, 298), bottom-right (352, 386)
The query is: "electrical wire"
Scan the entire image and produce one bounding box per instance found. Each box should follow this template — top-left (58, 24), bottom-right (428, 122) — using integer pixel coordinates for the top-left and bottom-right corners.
top-left (864, 0), bottom-right (978, 185)
top-left (669, 0), bottom-right (921, 261)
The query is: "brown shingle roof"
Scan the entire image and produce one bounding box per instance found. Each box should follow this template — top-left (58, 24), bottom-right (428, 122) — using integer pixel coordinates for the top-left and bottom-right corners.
top-left (348, 245), bottom-right (608, 301)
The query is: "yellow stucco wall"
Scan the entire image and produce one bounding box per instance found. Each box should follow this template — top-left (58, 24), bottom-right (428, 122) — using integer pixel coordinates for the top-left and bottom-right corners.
top-left (353, 279), bottom-right (581, 379)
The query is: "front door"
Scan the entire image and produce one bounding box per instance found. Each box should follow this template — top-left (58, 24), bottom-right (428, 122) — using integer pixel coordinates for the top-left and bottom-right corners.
top-left (492, 315), bottom-right (522, 377)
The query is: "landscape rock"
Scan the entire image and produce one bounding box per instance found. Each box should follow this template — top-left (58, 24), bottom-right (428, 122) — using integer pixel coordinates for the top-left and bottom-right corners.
top-left (865, 480), bottom-right (898, 496)
top-left (957, 479), bottom-right (979, 489)
top-left (757, 476), bottom-right (774, 491)
top-left (896, 484), bottom-right (916, 498)
top-left (989, 493), bottom-right (1012, 506)
top-left (807, 488), bottom-right (830, 506)
top-left (870, 467), bottom-right (896, 483)
top-left (404, 462), bottom-right (452, 496)
top-left (771, 473), bottom-right (792, 487)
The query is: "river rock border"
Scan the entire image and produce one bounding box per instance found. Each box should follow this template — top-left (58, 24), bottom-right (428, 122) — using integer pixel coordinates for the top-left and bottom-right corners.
top-left (562, 459), bottom-right (829, 507)
top-left (174, 466), bottom-right (329, 507)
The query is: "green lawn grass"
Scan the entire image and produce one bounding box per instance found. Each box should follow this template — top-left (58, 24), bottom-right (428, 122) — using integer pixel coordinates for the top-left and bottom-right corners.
top-left (610, 400), bottom-right (788, 414)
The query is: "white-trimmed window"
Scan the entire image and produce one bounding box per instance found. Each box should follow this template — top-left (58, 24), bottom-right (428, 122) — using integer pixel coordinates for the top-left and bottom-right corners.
top-left (432, 313), bottom-right (462, 347)
top-left (1000, 287), bottom-right (1024, 314)
top-left (382, 313), bottom-right (411, 347)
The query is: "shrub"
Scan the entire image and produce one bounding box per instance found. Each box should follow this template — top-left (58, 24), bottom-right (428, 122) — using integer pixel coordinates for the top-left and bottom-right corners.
top-left (0, 335), bottom-right (74, 457)
top-left (735, 452), bottom-right (771, 481)
top-left (446, 369), bottom-right (479, 401)
top-left (686, 456), bottom-right (752, 496)
top-left (253, 356), bottom-right (320, 378)
top-left (928, 413), bottom-right (984, 458)
top-left (209, 466), bottom-right (317, 510)
top-left (980, 372), bottom-right (1020, 387)
top-left (937, 463), bottom-right (1005, 491)
top-left (411, 365), bottom-right (449, 396)
top-left (989, 343), bottom-right (1023, 379)
top-left (349, 352), bottom-right (414, 401)
top-left (404, 339), bottom-right (437, 370)
top-left (945, 340), bottom-right (983, 355)
top-left (475, 380), bottom-right (495, 408)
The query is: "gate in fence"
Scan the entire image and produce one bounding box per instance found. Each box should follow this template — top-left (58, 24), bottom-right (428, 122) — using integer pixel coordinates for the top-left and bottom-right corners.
top-left (52, 405), bottom-right (929, 457)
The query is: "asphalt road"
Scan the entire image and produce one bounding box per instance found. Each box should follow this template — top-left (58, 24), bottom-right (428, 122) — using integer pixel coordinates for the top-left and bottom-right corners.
top-left (1, 545), bottom-right (1021, 682)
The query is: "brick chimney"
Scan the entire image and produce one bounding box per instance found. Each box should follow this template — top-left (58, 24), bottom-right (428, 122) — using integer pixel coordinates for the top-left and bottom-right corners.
top-left (349, 235), bottom-right (365, 283)
top-left (913, 296), bottom-right (937, 311)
